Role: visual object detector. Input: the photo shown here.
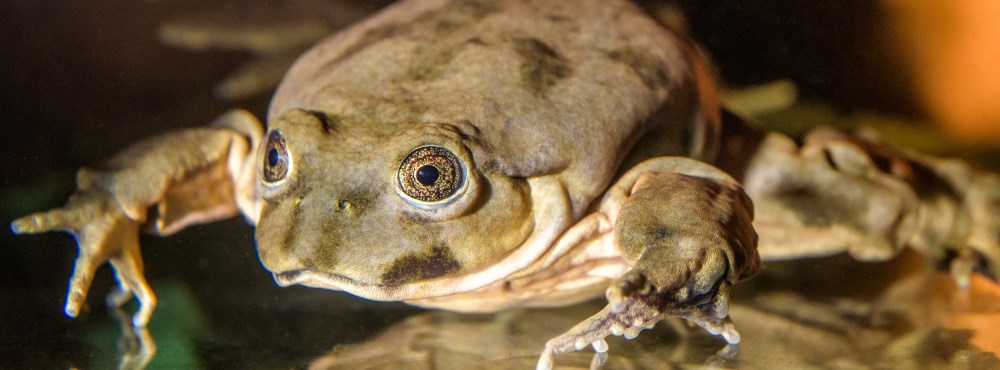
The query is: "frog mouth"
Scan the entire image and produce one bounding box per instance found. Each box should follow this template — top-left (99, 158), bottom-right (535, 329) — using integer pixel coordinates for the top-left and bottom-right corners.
top-left (273, 266), bottom-right (530, 302)
top-left (272, 270), bottom-right (308, 287)
top-left (273, 269), bottom-right (344, 290)
top-left (273, 269), bottom-right (354, 290)
top-left (271, 268), bottom-right (478, 301)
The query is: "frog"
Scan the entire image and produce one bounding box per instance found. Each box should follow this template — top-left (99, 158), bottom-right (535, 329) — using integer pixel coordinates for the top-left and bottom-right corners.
top-left (10, 0), bottom-right (1000, 369)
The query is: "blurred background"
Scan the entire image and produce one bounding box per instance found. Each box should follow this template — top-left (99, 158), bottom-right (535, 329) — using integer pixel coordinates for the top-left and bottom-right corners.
top-left (674, 0), bottom-right (1000, 147)
top-left (1, 0), bottom-right (998, 368)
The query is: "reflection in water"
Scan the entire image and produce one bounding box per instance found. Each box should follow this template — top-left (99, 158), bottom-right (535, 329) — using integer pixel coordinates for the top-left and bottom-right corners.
top-left (94, 254), bottom-right (1000, 369)
top-left (109, 305), bottom-right (155, 370)
top-left (302, 269), bottom-right (998, 369)
top-left (308, 303), bottom-right (721, 370)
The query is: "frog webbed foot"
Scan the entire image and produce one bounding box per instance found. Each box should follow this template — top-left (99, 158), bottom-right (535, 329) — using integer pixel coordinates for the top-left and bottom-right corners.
top-left (601, 247), bottom-right (742, 350)
top-left (535, 300), bottom-right (657, 370)
top-left (606, 268), bottom-right (740, 343)
top-left (11, 182), bottom-right (156, 327)
top-left (536, 270), bottom-right (740, 370)
top-left (11, 111), bottom-right (262, 327)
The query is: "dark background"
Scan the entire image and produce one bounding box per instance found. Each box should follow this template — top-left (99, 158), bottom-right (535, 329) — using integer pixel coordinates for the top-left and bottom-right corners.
top-left (0, 1), bottom-right (993, 368)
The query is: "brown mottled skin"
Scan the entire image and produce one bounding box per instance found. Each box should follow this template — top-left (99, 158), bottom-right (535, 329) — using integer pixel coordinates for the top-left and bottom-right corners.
top-left (259, 0), bottom-right (717, 293)
top-left (11, 0), bottom-right (1000, 368)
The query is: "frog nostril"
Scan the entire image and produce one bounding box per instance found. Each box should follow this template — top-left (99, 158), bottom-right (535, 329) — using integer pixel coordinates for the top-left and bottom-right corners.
top-left (338, 201), bottom-right (354, 211)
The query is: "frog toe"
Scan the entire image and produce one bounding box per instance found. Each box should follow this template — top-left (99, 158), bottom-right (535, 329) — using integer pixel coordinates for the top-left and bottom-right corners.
top-left (64, 255), bottom-right (101, 318)
top-left (607, 270), bottom-right (651, 312)
top-left (591, 338), bottom-right (609, 353)
top-left (11, 213), bottom-right (56, 234)
top-left (537, 290), bottom-right (666, 368)
top-left (106, 286), bottom-right (133, 307)
top-left (110, 253), bottom-right (157, 328)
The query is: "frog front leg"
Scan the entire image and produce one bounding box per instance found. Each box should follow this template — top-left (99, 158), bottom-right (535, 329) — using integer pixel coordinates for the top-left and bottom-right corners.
top-left (11, 110), bottom-right (263, 327)
top-left (537, 158), bottom-right (761, 370)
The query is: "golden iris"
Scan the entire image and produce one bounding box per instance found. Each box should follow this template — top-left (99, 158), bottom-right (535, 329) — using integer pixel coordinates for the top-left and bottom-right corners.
top-left (262, 130), bottom-right (289, 183)
top-left (397, 146), bottom-right (463, 203)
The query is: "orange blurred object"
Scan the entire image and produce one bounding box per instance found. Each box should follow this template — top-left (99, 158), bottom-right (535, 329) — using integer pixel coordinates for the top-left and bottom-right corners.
top-left (884, 0), bottom-right (1000, 145)
top-left (949, 274), bottom-right (1000, 353)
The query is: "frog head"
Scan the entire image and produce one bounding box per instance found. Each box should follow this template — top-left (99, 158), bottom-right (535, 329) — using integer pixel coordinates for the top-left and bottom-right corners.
top-left (254, 108), bottom-right (537, 300)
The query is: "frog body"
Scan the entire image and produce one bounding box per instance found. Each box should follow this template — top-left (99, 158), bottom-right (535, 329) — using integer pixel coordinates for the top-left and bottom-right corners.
top-left (11, 0), bottom-right (999, 368)
top-left (257, 0), bottom-right (722, 306)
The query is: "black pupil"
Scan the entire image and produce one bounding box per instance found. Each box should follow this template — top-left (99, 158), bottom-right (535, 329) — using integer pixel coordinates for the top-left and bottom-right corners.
top-left (267, 147), bottom-right (280, 167)
top-left (416, 165), bottom-right (440, 186)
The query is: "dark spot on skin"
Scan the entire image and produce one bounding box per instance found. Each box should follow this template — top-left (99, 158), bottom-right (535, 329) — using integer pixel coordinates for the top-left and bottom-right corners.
top-left (308, 244), bottom-right (339, 274)
top-left (398, 211), bottom-right (430, 225)
top-left (776, 188), bottom-right (854, 227)
top-left (405, 47), bottom-right (458, 82)
top-left (432, 1), bottom-right (500, 34)
top-left (402, 2), bottom-right (500, 83)
top-left (381, 245), bottom-right (461, 285)
top-left (513, 38), bottom-right (571, 95)
top-left (652, 227), bottom-right (670, 241)
top-left (545, 14), bottom-right (571, 23)
top-left (306, 110), bottom-right (336, 132)
top-left (465, 37), bottom-right (486, 46)
top-left (321, 24), bottom-right (405, 71)
top-left (316, 1), bottom-right (499, 82)
top-left (607, 47), bottom-right (668, 90)
top-left (279, 196), bottom-right (305, 255)
top-left (453, 0), bottom-right (500, 20)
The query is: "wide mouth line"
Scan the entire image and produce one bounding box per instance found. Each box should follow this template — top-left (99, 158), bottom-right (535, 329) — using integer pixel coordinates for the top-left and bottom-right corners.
top-left (273, 270), bottom-right (305, 287)
top-left (272, 268), bottom-right (463, 302)
top-left (272, 269), bottom-right (397, 289)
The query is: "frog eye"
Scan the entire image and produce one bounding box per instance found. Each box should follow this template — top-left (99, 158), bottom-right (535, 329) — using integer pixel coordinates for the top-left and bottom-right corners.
top-left (262, 130), bottom-right (289, 184)
top-left (396, 146), bottom-right (466, 208)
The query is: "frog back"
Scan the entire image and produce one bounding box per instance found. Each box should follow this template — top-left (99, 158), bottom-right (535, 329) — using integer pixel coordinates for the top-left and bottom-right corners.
top-left (270, 0), bottom-right (716, 214)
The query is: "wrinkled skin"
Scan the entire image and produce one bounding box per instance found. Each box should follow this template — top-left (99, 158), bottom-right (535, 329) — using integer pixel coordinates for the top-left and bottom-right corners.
top-left (11, 0), bottom-right (999, 368)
